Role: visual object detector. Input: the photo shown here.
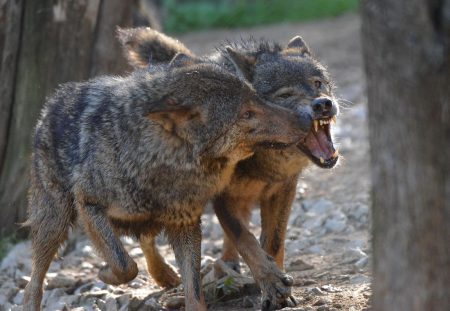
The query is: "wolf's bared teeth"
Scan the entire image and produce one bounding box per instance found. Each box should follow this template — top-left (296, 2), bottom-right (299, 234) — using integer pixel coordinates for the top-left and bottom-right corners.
top-left (320, 157), bottom-right (324, 164)
top-left (331, 116), bottom-right (337, 124)
top-left (314, 120), bottom-right (318, 132)
top-left (332, 150), bottom-right (339, 158)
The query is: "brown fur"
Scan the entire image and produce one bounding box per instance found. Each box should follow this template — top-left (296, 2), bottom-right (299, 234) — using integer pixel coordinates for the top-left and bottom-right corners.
top-left (22, 56), bottom-right (309, 311)
top-left (117, 28), bottom-right (340, 310)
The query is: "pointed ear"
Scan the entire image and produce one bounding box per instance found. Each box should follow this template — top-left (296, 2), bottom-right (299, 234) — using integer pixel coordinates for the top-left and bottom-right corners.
top-left (225, 47), bottom-right (257, 82)
top-left (169, 52), bottom-right (200, 67)
top-left (285, 35), bottom-right (311, 55)
top-left (147, 97), bottom-right (194, 132)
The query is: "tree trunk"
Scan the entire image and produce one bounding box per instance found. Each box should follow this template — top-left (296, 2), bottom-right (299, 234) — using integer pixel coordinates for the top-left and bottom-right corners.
top-left (0, 0), bottom-right (136, 237)
top-left (361, 1), bottom-right (450, 310)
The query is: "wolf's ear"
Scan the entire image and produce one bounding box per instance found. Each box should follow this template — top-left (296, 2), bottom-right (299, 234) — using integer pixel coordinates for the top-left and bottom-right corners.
top-left (225, 47), bottom-right (257, 82)
top-left (147, 97), bottom-right (195, 132)
top-left (285, 36), bottom-right (311, 55)
top-left (116, 26), bottom-right (194, 68)
top-left (169, 52), bottom-right (200, 67)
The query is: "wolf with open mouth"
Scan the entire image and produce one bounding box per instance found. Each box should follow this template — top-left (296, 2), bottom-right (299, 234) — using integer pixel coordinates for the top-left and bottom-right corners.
top-left (118, 27), bottom-right (340, 310)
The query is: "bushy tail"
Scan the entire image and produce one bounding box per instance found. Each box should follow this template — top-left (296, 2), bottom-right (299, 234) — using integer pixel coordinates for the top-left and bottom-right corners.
top-left (117, 27), bottom-right (194, 68)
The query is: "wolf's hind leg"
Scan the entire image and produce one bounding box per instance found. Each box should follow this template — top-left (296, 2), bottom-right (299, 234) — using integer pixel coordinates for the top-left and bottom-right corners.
top-left (139, 232), bottom-right (181, 288)
top-left (23, 196), bottom-right (73, 311)
top-left (78, 204), bottom-right (138, 285)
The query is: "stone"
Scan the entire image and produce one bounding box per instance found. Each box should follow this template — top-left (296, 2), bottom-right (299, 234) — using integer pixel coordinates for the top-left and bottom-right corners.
top-left (105, 297), bottom-right (119, 311)
top-left (16, 275), bottom-right (31, 288)
top-left (314, 297), bottom-right (332, 306)
top-left (342, 248), bottom-right (367, 263)
top-left (286, 258), bottom-right (314, 272)
top-left (163, 296), bottom-right (185, 310)
top-left (302, 198), bottom-right (335, 214)
top-left (143, 297), bottom-right (163, 310)
top-left (0, 242), bottom-right (32, 276)
top-left (324, 212), bottom-right (347, 233)
top-left (74, 282), bottom-right (94, 295)
top-left (354, 256), bottom-right (369, 269)
top-left (47, 274), bottom-right (78, 289)
top-left (0, 281), bottom-right (19, 304)
top-left (83, 290), bottom-right (109, 298)
top-left (81, 261), bottom-right (94, 270)
top-left (117, 294), bottom-right (132, 308)
top-left (42, 288), bottom-right (66, 309)
top-left (349, 274), bottom-right (371, 284)
top-left (299, 213), bottom-right (325, 231)
top-left (129, 247), bottom-right (143, 257)
top-left (12, 290), bottom-right (24, 305)
top-left (309, 287), bottom-right (325, 296)
top-left (321, 285), bottom-right (342, 293)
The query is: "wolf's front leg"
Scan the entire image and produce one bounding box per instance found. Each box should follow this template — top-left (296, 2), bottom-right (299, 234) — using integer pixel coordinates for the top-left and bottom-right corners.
top-left (78, 204), bottom-right (138, 285)
top-left (260, 177), bottom-right (298, 270)
top-left (214, 194), bottom-right (296, 311)
top-left (167, 220), bottom-right (206, 311)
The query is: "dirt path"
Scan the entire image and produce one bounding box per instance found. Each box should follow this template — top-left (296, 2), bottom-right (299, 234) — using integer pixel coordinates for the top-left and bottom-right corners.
top-left (0, 13), bottom-right (371, 311)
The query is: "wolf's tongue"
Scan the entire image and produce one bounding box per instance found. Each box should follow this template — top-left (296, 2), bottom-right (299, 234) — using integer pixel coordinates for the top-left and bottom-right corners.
top-left (304, 128), bottom-right (335, 160)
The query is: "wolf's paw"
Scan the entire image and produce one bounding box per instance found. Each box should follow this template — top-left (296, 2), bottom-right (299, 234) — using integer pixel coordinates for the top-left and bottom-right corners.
top-left (256, 260), bottom-right (296, 310)
top-left (98, 262), bottom-right (138, 285)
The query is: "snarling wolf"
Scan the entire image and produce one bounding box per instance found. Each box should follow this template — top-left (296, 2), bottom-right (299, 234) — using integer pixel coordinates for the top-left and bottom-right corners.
top-left (22, 54), bottom-right (310, 311)
top-left (118, 27), bottom-right (340, 310)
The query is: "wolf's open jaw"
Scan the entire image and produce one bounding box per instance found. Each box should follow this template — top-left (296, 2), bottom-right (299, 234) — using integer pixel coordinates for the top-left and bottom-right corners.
top-left (298, 116), bottom-right (339, 168)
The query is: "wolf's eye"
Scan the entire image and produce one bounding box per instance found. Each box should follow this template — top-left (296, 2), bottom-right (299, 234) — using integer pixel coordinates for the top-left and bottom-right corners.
top-left (314, 81), bottom-right (322, 89)
top-left (277, 93), bottom-right (293, 99)
top-left (242, 111), bottom-right (255, 119)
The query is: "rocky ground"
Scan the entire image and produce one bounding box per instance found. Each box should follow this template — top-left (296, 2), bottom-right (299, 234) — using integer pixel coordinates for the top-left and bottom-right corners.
top-left (0, 13), bottom-right (371, 311)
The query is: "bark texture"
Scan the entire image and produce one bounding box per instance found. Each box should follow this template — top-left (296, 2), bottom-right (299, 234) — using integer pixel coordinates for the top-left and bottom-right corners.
top-left (0, 0), bottom-right (140, 236)
top-left (361, 0), bottom-right (450, 310)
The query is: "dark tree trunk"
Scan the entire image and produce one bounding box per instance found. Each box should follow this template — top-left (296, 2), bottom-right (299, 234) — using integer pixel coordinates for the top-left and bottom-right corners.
top-left (0, 0), bottom-right (138, 237)
top-left (361, 1), bottom-right (450, 310)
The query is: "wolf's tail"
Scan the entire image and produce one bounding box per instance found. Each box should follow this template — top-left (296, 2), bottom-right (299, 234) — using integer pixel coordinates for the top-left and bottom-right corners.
top-left (117, 27), bottom-right (194, 68)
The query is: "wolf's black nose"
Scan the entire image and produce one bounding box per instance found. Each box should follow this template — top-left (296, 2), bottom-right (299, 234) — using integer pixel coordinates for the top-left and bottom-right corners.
top-left (312, 97), bottom-right (333, 115)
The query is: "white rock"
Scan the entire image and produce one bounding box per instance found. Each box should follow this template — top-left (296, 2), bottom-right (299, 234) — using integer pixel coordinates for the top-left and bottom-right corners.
top-left (46, 274), bottom-right (77, 289)
top-left (129, 247), bottom-right (143, 257)
top-left (349, 274), bottom-right (371, 284)
top-left (81, 261), bottom-right (94, 270)
top-left (42, 288), bottom-right (66, 308)
top-left (308, 287), bottom-right (325, 296)
top-left (324, 212), bottom-right (347, 233)
top-left (0, 242), bottom-right (32, 276)
top-left (13, 289), bottom-right (24, 305)
top-left (354, 256), bottom-right (369, 269)
top-left (342, 248), bottom-right (367, 263)
top-left (301, 212), bottom-right (325, 231)
top-left (302, 198), bottom-right (335, 214)
top-left (103, 297), bottom-right (118, 311)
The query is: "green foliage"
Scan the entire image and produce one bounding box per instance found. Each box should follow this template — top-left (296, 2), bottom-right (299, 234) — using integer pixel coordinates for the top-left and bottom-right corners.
top-left (217, 276), bottom-right (239, 296)
top-left (163, 0), bottom-right (359, 33)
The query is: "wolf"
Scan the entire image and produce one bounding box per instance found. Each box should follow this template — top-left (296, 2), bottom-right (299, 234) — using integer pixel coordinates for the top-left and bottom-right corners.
top-left (118, 27), bottom-right (340, 310)
top-left (22, 54), bottom-right (309, 311)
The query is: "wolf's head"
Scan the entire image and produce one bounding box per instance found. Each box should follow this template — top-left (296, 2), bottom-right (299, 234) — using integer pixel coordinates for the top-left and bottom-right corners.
top-left (143, 53), bottom-right (309, 163)
top-left (224, 37), bottom-right (339, 168)
top-left (119, 28), bottom-right (339, 168)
